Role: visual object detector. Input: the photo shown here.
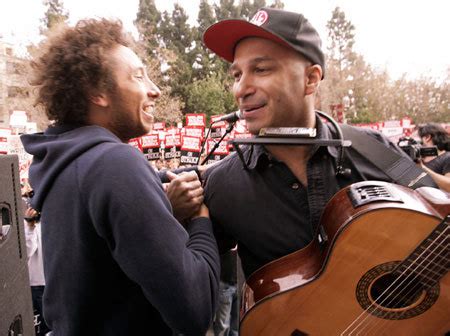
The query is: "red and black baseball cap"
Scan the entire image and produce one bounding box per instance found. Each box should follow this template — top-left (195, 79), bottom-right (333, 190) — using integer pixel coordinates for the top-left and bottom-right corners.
top-left (203, 7), bottom-right (325, 77)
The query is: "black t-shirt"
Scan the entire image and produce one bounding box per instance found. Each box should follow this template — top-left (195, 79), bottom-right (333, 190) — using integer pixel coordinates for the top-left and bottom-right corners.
top-left (424, 152), bottom-right (450, 175)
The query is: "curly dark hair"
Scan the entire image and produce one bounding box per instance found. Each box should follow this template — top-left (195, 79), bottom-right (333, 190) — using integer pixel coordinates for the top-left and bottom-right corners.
top-left (417, 123), bottom-right (450, 151)
top-left (30, 19), bottom-right (134, 125)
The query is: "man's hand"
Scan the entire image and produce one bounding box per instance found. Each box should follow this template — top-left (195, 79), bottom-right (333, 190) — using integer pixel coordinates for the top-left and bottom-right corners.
top-left (164, 171), bottom-right (205, 222)
top-left (419, 160), bottom-right (450, 192)
top-left (24, 206), bottom-right (39, 228)
top-left (191, 203), bottom-right (209, 220)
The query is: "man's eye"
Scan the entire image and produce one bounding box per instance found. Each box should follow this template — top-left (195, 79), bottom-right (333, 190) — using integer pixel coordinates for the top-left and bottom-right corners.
top-left (232, 72), bottom-right (241, 81)
top-left (135, 75), bottom-right (144, 80)
top-left (255, 67), bottom-right (267, 73)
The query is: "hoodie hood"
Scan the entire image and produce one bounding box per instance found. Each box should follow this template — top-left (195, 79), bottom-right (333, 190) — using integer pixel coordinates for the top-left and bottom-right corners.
top-left (21, 125), bottom-right (121, 211)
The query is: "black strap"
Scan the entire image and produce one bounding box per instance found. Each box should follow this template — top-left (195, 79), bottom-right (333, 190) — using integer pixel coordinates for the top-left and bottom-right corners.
top-left (340, 124), bottom-right (437, 189)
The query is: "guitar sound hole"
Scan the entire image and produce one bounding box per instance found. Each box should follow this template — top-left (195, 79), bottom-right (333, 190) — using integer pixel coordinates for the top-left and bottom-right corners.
top-left (356, 261), bottom-right (440, 320)
top-left (370, 273), bottom-right (423, 309)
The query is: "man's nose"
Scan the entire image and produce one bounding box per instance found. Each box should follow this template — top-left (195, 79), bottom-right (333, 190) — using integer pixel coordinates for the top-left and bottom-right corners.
top-left (233, 73), bottom-right (255, 100)
top-left (147, 80), bottom-right (161, 98)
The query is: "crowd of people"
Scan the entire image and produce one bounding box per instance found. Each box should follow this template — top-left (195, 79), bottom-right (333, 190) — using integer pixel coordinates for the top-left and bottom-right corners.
top-left (13, 6), bottom-right (449, 336)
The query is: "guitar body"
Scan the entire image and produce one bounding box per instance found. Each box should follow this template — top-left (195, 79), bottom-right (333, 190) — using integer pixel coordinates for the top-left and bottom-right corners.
top-left (240, 181), bottom-right (450, 335)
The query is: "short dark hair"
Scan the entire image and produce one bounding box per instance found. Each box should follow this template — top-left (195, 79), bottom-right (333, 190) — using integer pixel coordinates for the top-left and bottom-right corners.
top-left (417, 123), bottom-right (449, 150)
top-left (31, 18), bottom-right (133, 125)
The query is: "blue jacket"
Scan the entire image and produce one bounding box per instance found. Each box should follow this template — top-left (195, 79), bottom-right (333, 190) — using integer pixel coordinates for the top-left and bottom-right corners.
top-left (21, 124), bottom-right (219, 335)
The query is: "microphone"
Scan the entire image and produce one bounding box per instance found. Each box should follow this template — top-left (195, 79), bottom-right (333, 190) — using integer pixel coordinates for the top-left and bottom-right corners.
top-left (211, 111), bottom-right (242, 124)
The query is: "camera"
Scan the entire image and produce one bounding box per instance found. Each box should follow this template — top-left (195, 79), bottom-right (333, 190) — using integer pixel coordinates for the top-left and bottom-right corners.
top-left (397, 137), bottom-right (438, 162)
top-left (23, 190), bottom-right (41, 222)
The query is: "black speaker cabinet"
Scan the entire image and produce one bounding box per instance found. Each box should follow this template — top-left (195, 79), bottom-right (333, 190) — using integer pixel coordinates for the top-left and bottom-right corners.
top-left (0, 155), bottom-right (34, 335)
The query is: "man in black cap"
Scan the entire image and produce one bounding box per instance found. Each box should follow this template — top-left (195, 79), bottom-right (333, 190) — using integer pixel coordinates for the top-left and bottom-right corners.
top-left (201, 7), bottom-right (437, 280)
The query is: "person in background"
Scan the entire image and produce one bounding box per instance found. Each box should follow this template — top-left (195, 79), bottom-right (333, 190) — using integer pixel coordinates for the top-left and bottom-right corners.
top-left (417, 123), bottom-right (450, 192)
top-left (213, 247), bottom-right (239, 336)
top-left (21, 18), bottom-right (219, 335)
top-left (22, 185), bottom-right (51, 336)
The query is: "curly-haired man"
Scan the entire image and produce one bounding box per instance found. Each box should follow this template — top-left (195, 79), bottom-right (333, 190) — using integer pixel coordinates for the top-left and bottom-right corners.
top-left (21, 19), bottom-right (219, 335)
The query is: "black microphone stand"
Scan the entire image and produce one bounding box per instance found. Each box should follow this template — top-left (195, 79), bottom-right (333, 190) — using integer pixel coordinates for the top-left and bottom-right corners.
top-left (200, 121), bottom-right (236, 165)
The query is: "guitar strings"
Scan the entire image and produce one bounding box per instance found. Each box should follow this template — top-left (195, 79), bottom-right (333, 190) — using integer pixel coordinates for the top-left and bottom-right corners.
top-left (357, 225), bottom-right (449, 335)
top-left (340, 224), bottom-right (449, 335)
top-left (354, 225), bottom-right (448, 335)
top-left (349, 226), bottom-right (449, 335)
top-left (353, 226), bottom-right (449, 335)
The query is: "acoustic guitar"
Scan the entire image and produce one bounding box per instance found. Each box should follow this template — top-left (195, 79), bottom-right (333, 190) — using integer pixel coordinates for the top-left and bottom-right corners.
top-left (240, 181), bottom-right (449, 335)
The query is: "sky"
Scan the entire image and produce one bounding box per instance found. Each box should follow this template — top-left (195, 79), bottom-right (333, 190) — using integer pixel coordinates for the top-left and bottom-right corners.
top-left (0, 0), bottom-right (449, 82)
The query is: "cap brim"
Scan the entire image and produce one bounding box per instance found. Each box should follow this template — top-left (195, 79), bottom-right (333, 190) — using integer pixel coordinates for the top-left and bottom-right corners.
top-left (203, 20), bottom-right (293, 62)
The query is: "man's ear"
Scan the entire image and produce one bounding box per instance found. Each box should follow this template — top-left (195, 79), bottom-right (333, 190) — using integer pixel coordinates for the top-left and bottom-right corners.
top-left (305, 65), bottom-right (322, 95)
top-left (423, 134), bottom-right (432, 144)
top-left (89, 93), bottom-right (109, 108)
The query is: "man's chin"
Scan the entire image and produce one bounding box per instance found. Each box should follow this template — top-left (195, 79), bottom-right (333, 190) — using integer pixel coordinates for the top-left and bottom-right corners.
top-left (246, 122), bottom-right (263, 136)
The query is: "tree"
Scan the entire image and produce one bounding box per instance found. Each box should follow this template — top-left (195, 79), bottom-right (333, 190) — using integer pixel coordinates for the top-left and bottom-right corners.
top-left (389, 76), bottom-right (449, 124)
top-left (134, 0), bottom-right (161, 55)
top-left (197, 0), bottom-right (216, 36)
top-left (40, 0), bottom-right (69, 33)
top-left (159, 5), bottom-right (195, 85)
top-left (321, 6), bottom-right (450, 125)
top-left (321, 7), bottom-right (360, 122)
top-left (269, 0), bottom-right (285, 9)
top-left (186, 74), bottom-right (236, 121)
top-left (214, 0), bottom-right (240, 21)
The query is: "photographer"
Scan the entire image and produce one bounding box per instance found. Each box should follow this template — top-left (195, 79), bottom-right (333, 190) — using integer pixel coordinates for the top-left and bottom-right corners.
top-left (22, 186), bottom-right (51, 336)
top-left (417, 123), bottom-right (450, 192)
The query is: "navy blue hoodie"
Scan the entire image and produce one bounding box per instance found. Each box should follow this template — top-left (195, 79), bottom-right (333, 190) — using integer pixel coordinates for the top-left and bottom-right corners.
top-left (21, 125), bottom-right (219, 335)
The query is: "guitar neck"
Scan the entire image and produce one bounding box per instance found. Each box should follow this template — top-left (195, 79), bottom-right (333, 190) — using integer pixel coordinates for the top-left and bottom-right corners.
top-left (393, 216), bottom-right (450, 289)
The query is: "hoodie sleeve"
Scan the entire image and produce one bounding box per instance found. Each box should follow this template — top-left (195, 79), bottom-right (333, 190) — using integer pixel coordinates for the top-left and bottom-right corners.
top-left (80, 144), bottom-right (219, 335)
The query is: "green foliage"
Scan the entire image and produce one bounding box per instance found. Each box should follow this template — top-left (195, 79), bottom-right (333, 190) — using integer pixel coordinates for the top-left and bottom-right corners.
top-left (33, 1), bottom-right (447, 125)
top-left (214, 0), bottom-right (240, 21)
top-left (238, 0), bottom-right (267, 19)
top-left (134, 0), bottom-right (161, 53)
top-left (321, 7), bottom-right (449, 125)
top-left (40, 0), bottom-right (69, 33)
top-left (269, 0), bottom-right (285, 9)
top-left (186, 73), bottom-right (236, 121)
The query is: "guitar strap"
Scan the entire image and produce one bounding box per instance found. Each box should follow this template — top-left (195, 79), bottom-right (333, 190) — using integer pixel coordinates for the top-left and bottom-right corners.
top-left (339, 123), bottom-right (437, 189)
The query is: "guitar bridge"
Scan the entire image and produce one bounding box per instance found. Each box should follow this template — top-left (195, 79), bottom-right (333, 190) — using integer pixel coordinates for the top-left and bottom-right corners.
top-left (348, 182), bottom-right (403, 208)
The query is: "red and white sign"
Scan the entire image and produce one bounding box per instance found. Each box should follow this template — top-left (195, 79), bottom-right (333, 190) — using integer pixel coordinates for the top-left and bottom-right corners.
top-left (153, 122), bottom-right (165, 130)
top-left (184, 126), bottom-right (204, 140)
top-left (233, 120), bottom-right (249, 134)
top-left (165, 127), bottom-right (181, 147)
top-left (383, 120), bottom-right (401, 128)
top-left (165, 134), bottom-right (181, 147)
top-left (181, 136), bottom-right (202, 152)
top-left (206, 139), bottom-right (229, 155)
top-left (141, 134), bottom-right (160, 148)
top-left (128, 137), bottom-right (143, 152)
top-left (354, 123), bottom-right (379, 130)
top-left (401, 117), bottom-right (412, 128)
top-left (381, 126), bottom-right (404, 142)
top-left (185, 113), bottom-right (206, 127)
top-left (210, 115), bottom-right (227, 128)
